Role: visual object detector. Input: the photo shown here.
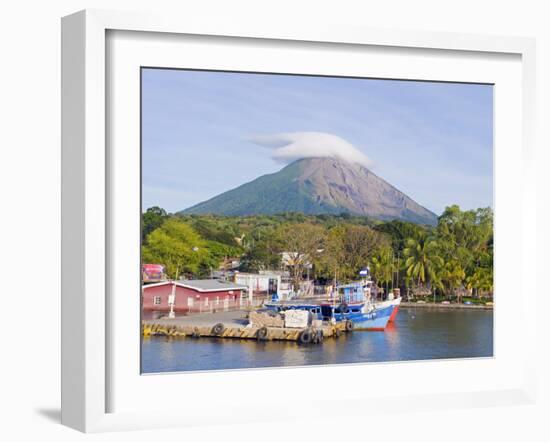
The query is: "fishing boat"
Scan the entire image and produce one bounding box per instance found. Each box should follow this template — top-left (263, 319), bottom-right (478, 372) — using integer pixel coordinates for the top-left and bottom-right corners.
top-left (336, 273), bottom-right (401, 326)
top-left (265, 280), bottom-right (394, 331)
top-left (327, 282), bottom-right (394, 331)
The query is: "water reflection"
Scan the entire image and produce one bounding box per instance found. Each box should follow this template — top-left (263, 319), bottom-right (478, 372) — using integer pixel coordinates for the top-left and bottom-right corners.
top-left (142, 307), bottom-right (493, 373)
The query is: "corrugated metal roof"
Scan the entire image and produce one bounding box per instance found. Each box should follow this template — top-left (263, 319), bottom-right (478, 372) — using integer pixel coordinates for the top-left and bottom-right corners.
top-left (176, 279), bottom-right (247, 292)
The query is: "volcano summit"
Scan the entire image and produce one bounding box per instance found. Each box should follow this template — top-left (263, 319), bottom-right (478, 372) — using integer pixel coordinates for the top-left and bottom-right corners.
top-left (181, 157), bottom-right (438, 225)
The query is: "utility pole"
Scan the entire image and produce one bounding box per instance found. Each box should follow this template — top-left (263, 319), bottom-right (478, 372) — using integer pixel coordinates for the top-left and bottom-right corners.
top-left (168, 282), bottom-right (176, 319)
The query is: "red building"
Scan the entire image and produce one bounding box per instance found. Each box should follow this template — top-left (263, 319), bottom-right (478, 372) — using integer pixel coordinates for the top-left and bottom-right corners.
top-left (142, 279), bottom-right (248, 313)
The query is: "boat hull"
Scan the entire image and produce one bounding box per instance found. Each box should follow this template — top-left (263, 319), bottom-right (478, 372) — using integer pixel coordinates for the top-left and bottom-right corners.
top-left (355, 304), bottom-right (393, 331)
top-left (333, 304), bottom-right (393, 331)
top-left (375, 297), bottom-right (402, 322)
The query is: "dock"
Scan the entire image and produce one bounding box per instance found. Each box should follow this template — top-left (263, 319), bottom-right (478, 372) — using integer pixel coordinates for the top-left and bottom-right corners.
top-left (142, 309), bottom-right (350, 344)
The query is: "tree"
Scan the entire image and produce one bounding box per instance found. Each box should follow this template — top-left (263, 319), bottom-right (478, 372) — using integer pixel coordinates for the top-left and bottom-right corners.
top-left (466, 266), bottom-right (493, 298)
top-left (403, 237), bottom-right (444, 291)
top-left (374, 220), bottom-right (427, 254)
top-left (436, 205), bottom-right (493, 300)
top-left (200, 240), bottom-right (244, 276)
top-left (186, 215), bottom-right (241, 246)
top-left (437, 205), bottom-right (492, 259)
top-left (240, 228), bottom-right (282, 272)
top-left (370, 247), bottom-right (394, 294)
top-left (316, 225), bottom-right (346, 284)
top-left (339, 225), bottom-right (388, 280)
top-left (276, 223), bottom-right (326, 290)
top-left (142, 206), bottom-right (168, 242)
top-left (440, 259), bottom-right (466, 301)
top-left (315, 224), bottom-right (388, 283)
top-left (142, 219), bottom-right (208, 279)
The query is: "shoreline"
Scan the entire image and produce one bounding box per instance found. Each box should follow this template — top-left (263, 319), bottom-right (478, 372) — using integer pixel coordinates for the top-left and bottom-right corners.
top-left (400, 302), bottom-right (493, 310)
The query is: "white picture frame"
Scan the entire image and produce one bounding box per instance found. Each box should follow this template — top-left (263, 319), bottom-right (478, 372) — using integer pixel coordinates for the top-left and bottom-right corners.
top-left (61, 9), bottom-right (537, 433)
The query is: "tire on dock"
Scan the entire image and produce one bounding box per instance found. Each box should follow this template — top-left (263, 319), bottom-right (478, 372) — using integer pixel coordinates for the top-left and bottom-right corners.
top-left (212, 323), bottom-right (225, 336)
top-left (256, 326), bottom-right (269, 341)
top-left (298, 328), bottom-right (313, 344)
top-left (345, 320), bottom-right (354, 331)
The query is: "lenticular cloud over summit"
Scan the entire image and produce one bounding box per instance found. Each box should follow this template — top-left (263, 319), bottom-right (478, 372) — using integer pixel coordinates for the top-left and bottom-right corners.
top-left (248, 132), bottom-right (373, 168)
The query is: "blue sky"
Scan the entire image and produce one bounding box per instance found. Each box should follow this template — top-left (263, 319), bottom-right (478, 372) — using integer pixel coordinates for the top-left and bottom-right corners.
top-left (142, 68), bottom-right (493, 215)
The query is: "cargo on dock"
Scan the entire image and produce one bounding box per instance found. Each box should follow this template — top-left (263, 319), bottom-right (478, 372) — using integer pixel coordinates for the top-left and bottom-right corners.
top-left (141, 309), bottom-right (349, 344)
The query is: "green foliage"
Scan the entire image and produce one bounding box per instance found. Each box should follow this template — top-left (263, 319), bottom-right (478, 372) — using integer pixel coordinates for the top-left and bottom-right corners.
top-left (142, 218), bottom-right (207, 279)
top-left (185, 215), bottom-right (241, 247)
top-left (239, 228), bottom-right (282, 273)
top-left (142, 206), bottom-right (168, 242)
top-left (403, 237), bottom-right (444, 287)
top-left (141, 205), bottom-right (493, 298)
top-left (373, 220), bottom-right (428, 253)
top-left (275, 223), bottom-right (326, 289)
top-left (201, 240), bottom-right (243, 273)
top-left (434, 205), bottom-right (493, 298)
top-left (441, 260), bottom-right (466, 294)
top-left (318, 225), bottom-right (389, 282)
top-left (370, 247), bottom-right (394, 288)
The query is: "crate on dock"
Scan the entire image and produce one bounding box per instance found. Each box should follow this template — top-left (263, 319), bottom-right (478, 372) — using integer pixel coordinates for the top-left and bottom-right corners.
top-left (248, 311), bottom-right (284, 328)
top-left (283, 310), bottom-right (310, 328)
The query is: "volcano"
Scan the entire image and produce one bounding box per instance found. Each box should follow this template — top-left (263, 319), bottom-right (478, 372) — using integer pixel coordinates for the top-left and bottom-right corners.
top-left (180, 157), bottom-right (438, 225)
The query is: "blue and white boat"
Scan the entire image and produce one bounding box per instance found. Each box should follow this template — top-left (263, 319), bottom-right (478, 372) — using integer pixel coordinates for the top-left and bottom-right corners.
top-left (265, 280), bottom-right (394, 331)
top-left (323, 282), bottom-right (393, 330)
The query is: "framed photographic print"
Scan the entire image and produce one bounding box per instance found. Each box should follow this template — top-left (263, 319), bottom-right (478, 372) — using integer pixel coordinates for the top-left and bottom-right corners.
top-left (61, 9), bottom-right (537, 432)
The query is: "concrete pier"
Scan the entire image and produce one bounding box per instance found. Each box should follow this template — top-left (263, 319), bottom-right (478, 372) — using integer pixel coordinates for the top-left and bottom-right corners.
top-left (142, 310), bottom-right (349, 344)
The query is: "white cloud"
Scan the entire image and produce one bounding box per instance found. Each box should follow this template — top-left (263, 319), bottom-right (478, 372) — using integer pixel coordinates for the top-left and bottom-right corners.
top-left (248, 132), bottom-right (373, 168)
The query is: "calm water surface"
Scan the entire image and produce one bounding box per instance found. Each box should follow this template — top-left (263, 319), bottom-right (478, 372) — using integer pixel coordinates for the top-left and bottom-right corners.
top-left (141, 307), bottom-right (493, 373)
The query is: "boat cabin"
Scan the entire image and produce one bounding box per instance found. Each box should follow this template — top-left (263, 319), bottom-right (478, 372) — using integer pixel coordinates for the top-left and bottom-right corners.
top-left (336, 283), bottom-right (367, 304)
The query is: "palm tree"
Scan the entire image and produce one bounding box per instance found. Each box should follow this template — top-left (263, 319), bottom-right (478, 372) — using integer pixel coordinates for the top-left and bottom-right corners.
top-left (370, 249), bottom-right (393, 297)
top-left (466, 266), bottom-right (493, 299)
top-left (441, 259), bottom-right (466, 301)
top-left (403, 237), bottom-right (444, 297)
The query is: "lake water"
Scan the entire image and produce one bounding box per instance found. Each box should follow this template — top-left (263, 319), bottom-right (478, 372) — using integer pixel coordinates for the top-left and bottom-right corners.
top-left (141, 307), bottom-right (493, 373)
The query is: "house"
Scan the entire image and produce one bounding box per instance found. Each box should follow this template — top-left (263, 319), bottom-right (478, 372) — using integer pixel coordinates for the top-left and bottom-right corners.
top-left (233, 272), bottom-right (277, 299)
top-left (233, 271), bottom-right (293, 301)
top-left (142, 279), bottom-right (247, 313)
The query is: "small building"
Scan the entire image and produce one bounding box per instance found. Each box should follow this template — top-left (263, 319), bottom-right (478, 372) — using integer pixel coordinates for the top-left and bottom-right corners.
top-left (142, 279), bottom-right (248, 313)
top-left (234, 272), bottom-right (277, 297)
top-left (233, 271), bottom-right (294, 301)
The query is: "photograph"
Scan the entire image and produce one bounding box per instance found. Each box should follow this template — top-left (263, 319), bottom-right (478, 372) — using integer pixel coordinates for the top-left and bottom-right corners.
top-left (140, 68), bottom-right (494, 374)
